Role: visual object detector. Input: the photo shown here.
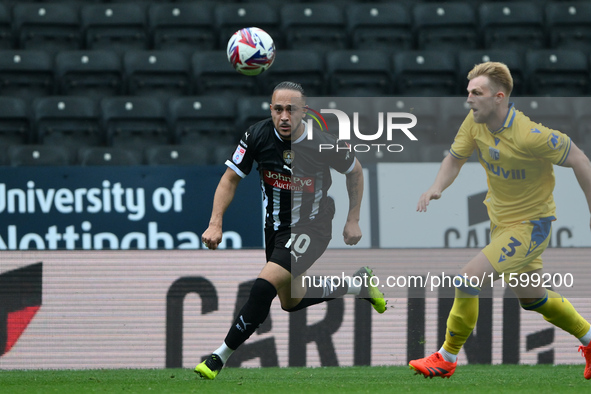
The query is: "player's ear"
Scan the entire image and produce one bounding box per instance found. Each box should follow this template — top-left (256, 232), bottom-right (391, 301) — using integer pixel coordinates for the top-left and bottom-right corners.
top-left (303, 105), bottom-right (308, 117)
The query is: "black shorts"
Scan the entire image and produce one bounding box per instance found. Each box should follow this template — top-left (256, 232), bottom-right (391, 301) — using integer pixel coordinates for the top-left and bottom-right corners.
top-left (265, 226), bottom-right (331, 277)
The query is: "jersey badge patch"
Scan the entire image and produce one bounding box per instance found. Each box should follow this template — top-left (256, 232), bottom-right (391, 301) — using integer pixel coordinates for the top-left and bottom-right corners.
top-left (232, 145), bottom-right (246, 164)
top-left (547, 132), bottom-right (563, 151)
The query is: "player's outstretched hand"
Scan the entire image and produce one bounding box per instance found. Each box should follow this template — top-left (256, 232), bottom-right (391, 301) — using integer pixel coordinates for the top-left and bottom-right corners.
top-left (417, 188), bottom-right (442, 212)
top-left (343, 221), bottom-right (362, 246)
top-left (202, 225), bottom-right (223, 250)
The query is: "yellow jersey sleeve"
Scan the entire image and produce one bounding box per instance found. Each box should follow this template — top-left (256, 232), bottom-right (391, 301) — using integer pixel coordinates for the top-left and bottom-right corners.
top-left (523, 125), bottom-right (571, 166)
top-left (449, 113), bottom-right (477, 160)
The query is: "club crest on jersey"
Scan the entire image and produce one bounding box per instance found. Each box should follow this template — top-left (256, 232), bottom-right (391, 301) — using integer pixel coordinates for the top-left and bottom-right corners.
top-left (489, 146), bottom-right (500, 161)
top-left (283, 150), bottom-right (294, 165)
top-left (547, 132), bottom-right (564, 151)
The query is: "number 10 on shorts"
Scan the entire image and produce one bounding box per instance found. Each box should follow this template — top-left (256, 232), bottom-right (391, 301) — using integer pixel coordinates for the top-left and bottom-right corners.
top-left (285, 233), bottom-right (311, 253)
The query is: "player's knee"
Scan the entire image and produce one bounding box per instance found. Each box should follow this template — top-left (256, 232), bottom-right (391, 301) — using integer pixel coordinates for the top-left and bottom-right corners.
top-left (249, 278), bottom-right (277, 307)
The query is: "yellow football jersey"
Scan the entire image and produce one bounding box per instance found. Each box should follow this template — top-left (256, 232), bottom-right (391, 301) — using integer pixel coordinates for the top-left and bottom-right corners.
top-left (449, 103), bottom-right (572, 226)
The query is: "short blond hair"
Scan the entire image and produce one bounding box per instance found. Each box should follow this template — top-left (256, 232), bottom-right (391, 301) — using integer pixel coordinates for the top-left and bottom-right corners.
top-left (467, 62), bottom-right (513, 96)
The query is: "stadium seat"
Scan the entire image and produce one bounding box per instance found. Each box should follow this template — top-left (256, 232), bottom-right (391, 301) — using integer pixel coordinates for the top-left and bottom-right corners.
top-left (236, 95), bottom-right (271, 135)
top-left (0, 3), bottom-right (13, 49)
top-left (8, 144), bottom-right (72, 166)
top-left (144, 145), bottom-right (210, 166)
top-left (374, 97), bottom-right (440, 145)
top-left (304, 96), bottom-right (351, 137)
top-left (215, 3), bottom-right (281, 49)
top-left (0, 50), bottom-right (54, 99)
top-left (210, 143), bottom-right (238, 165)
top-left (55, 50), bottom-right (123, 99)
top-left (81, 4), bottom-right (149, 54)
top-left (458, 49), bottom-right (525, 95)
top-left (149, 3), bottom-right (216, 56)
top-left (512, 97), bottom-right (575, 137)
top-left (13, 3), bottom-right (81, 53)
top-left (168, 96), bottom-right (237, 146)
top-left (77, 146), bottom-right (142, 166)
top-left (280, 3), bottom-right (347, 51)
top-left (393, 51), bottom-right (458, 96)
top-left (413, 3), bottom-right (479, 50)
top-left (33, 96), bottom-right (102, 149)
top-left (123, 50), bottom-right (191, 98)
top-left (326, 50), bottom-right (391, 96)
top-left (479, 2), bottom-right (546, 50)
top-left (192, 50), bottom-right (259, 97)
top-left (573, 97), bottom-right (591, 145)
top-left (259, 50), bottom-right (325, 96)
top-left (439, 97), bottom-right (472, 141)
top-left (101, 96), bottom-right (170, 149)
top-left (346, 3), bottom-right (412, 51)
top-left (546, 2), bottom-right (591, 51)
top-left (525, 49), bottom-right (589, 96)
top-left (0, 96), bottom-right (32, 146)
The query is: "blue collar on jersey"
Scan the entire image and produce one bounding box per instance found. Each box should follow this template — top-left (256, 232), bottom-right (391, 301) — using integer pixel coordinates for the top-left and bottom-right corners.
top-left (489, 102), bottom-right (516, 135)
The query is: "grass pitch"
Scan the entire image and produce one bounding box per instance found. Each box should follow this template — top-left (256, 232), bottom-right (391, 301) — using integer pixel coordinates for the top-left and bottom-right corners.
top-left (2, 365), bottom-right (588, 393)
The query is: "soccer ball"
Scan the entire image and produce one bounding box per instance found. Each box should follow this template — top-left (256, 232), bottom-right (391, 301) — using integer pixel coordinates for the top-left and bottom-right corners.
top-left (226, 27), bottom-right (276, 76)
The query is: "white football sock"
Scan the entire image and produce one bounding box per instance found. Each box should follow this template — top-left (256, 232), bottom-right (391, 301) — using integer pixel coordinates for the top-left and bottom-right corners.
top-left (579, 327), bottom-right (591, 346)
top-left (439, 346), bottom-right (458, 363)
top-left (213, 342), bottom-right (234, 364)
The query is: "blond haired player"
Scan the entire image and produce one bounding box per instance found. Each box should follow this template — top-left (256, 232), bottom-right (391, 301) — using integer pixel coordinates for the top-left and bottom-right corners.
top-left (409, 62), bottom-right (591, 379)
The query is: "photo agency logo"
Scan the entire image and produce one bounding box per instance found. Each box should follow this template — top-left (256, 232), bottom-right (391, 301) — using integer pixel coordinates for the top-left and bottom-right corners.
top-left (304, 105), bottom-right (418, 154)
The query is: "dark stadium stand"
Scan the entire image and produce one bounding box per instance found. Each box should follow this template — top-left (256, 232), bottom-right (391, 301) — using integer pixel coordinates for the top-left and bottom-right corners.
top-left (413, 2), bottom-right (479, 50)
top-left (215, 3), bottom-right (281, 49)
top-left (0, 96), bottom-right (31, 145)
top-left (346, 2), bottom-right (413, 51)
top-left (81, 3), bottom-right (149, 54)
top-left (525, 49), bottom-right (590, 96)
top-left (326, 50), bottom-right (392, 96)
top-left (101, 96), bottom-right (170, 150)
top-left (55, 50), bottom-right (124, 99)
top-left (148, 3), bottom-right (216, 56)
top-left (13, 3), bottom-right (81, 54)
top-left (169, 95), bottom-right (237, 146)
top-left (123, 50), bottom-right (191, 98)
top-left (33, 96), bottom-right (102, 149)
top-left (0, 49), bottom-right (55, 99)
top-left (0, 0), bottom-right (586, 166)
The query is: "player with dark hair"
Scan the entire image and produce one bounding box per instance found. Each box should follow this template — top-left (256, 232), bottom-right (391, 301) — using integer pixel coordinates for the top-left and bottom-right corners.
top-left (195, 81), bottom-right (386, 379)
top-left (409, 62), bottom-right (591, 379)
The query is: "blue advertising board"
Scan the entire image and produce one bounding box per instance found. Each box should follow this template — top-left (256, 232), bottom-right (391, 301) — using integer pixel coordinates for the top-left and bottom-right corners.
top-left (0, 165), bottom-right (263, 250)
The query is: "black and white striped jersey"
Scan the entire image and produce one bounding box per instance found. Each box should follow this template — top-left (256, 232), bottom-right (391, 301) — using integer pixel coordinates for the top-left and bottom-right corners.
top-left (226, 118), bottom-right (356, 231)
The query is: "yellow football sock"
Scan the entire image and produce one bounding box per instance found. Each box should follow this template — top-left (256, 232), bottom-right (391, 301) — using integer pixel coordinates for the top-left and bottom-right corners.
top-left (442, 288), bottom-right (479, 355)
top-left (525, 290), bottom-right (590, 339)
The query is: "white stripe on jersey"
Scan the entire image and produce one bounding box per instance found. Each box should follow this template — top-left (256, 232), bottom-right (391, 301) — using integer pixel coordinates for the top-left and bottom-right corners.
top-left (292, 192), bottom-right (302, 225)
top-left (225, 160), bottom-right (247, 178)
top-left (272, 187), bottom-right (281, 231)
top-left (261, 179), bottom-right (269, 227)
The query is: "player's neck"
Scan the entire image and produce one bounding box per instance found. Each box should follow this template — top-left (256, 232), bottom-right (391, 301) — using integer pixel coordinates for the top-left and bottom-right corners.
top-left (487, 105), bottom-right (510, 133)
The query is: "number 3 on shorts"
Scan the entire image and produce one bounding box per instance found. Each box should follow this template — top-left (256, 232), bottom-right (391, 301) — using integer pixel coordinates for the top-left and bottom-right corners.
top-left (285, 233), bottom-right (311, 254)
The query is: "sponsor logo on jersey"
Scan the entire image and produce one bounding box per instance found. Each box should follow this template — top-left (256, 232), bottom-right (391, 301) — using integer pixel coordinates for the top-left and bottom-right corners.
top-left (263, 170), bottom-right (315, 193)
top-left (489, 146), bottom-right (500, 161)
top-left (232, 145), bottom-right (246, 164)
